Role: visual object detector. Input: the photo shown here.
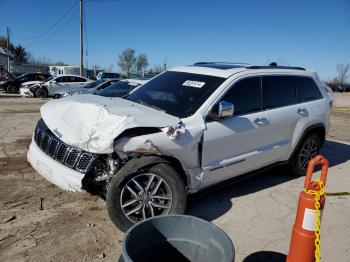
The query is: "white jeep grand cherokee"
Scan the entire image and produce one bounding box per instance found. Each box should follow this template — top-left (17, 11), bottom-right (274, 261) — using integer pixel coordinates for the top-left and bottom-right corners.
top-left (28, 62), bottom-right (332, 231)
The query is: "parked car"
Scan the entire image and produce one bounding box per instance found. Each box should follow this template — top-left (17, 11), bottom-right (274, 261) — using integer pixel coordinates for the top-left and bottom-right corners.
top-left (95, 79), bottom-right (147, 97)
top-left (31, 75), bottom-right (92, 97)
top-left (27, 62), bottom-right (332, 232)
top-left (96, 72), bottom-right (123, 81)
top-left (20, 79), bottom-right (51, 97)
top-left (0, 75), bottom-right (13, 88)
top-left (2, 73), bottom-right (51, 93)
top-left (53, 79), bottom-right (123, 99)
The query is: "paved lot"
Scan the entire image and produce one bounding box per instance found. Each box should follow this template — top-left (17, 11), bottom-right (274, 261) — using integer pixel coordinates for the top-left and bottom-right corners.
top-left (0, 92), bottom-right (349, 261)
top-left (333, 92), bottom-right (350, 108)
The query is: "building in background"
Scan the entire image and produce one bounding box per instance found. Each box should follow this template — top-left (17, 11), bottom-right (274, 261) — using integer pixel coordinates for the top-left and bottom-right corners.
top-left (49, 65), bottom-right (105, 79)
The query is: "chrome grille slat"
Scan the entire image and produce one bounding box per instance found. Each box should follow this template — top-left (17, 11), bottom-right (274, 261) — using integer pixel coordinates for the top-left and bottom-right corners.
top-left (48, 139), bottom-right (59, 157)
top-left (34, 123), bottom-right (95, 173)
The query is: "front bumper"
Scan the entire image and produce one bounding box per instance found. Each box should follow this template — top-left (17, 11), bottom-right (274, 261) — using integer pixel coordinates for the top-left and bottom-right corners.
top-left (28, 139), bottom-right (84, 192)
top-left (20, 87), bottom-right (33, 97)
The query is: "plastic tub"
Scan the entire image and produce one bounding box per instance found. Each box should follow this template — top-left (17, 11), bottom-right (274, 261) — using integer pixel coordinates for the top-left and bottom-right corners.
top-left (120, 215), bottom-right (235, 262)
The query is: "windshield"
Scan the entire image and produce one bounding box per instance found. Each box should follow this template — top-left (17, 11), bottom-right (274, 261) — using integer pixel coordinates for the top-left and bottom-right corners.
top-left (127, 71), bottom-right (225, 118)
top-left (15, 74), bottom-right (25, 80)
top-left (97, 81), bottom-right (139, 97)
top-left (83, 81), bottom-right (100, 89)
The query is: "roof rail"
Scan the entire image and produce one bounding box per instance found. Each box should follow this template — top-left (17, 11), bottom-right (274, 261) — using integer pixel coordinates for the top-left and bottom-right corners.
top-left (246, 65), bottom-right (306, 71)
top-left (193, 62), bottom-right (250, 65)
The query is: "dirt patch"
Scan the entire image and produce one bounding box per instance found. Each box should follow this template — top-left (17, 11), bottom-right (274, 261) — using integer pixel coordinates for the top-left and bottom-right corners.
top-left (0, 109), bottom-right (41, 114)
top-left (0, 156), bottom-right (29, 173)
top-left (13, 138), bottom-right (32, 148)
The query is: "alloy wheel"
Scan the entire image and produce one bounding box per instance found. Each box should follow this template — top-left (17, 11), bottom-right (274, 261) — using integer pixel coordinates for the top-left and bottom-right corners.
top-left (299, 138), bottom-right (318, 170)
top-left (120, 173), bottom-right (173, 223)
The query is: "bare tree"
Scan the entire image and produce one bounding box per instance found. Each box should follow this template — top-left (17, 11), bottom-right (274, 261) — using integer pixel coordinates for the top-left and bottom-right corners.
top-left (117, 48), bottom-right (136, 77)
top-left (135, 54), bottom-right (149, 76)
top-left (335, 63), bottom-right (349, 85)
top-left (108, 64), bottom-right (114, 73)
top-left (152, 64), bottom-right (166, 74)
top-left (53, 61), bottom-right (68, 66)
top-left (33, 56), bottom-right (51, 66)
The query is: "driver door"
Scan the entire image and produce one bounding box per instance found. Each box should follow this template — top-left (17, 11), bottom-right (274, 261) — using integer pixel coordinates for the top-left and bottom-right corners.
top-left (201, 77), bottom-right (275, 187)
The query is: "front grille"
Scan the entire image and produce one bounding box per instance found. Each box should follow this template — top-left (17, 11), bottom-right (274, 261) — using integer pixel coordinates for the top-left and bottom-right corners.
top-left (34, 120), bottom-right (96, 173)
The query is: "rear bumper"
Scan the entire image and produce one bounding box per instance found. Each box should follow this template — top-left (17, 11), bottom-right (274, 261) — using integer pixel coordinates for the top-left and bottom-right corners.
top-left (27, 139), bottom-right (84, 192)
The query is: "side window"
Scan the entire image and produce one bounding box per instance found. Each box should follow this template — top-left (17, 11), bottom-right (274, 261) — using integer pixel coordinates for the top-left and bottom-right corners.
top-left (56, 77), bottom-right (67, 82)
top-left (68, 76), bottom-right (78, 82)
top-left (263, 76), bottom-right (296, 109)
top-left (293, 76), bottom-right (323, 102)
top-left (38, 74), bottom-right (47, 81)
top-left (70, 76), bottom-right (86, 82)
top-left (20, 75), bottom-right (29, 82)
top-left (28, 74), bottom-right (36, 81)
top-left (221, 77), bottom-right (261, 115)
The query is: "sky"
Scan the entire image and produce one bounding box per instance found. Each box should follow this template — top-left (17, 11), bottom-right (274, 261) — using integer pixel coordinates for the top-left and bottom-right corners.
top-left (0, 0), bottom-right (349, 80)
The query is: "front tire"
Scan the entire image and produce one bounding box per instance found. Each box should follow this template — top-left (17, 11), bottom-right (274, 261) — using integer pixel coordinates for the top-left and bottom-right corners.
top-left (7, 85), bottom-right (17, 93)
top-left (289, 133), bottom-right (321, 176)
top-left (106, 162), bottom-right (186, 232)
top-left (34, 87), bottom-right (48, 98)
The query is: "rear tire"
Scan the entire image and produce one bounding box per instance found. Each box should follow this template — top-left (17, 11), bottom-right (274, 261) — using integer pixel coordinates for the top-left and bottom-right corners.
top-left (106, 162), bottom-right (187, 232)
top-left (289, 133), bottom-right (321, 176)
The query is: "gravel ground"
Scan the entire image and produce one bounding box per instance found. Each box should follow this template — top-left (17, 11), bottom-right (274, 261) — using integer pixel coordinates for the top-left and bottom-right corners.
top-left (0, 92), bottom-right (349, 261)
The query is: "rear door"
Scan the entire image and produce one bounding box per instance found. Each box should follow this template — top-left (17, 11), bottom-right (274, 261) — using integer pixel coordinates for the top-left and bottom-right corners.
top-left (261, 75), bottom-right (310, 161)
top-left (49, 76), bottom-right (70, 95)
top-left (72, 76), bottom-right (88, 88)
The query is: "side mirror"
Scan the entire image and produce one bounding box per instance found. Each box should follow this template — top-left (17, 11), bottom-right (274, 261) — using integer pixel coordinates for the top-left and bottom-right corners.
top-left (208, 101), bottom-right (234, 120)
top-left (218, 101), bottom-right (234, 118)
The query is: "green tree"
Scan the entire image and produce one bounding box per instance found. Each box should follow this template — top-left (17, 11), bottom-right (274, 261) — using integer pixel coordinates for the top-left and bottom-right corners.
top-left (13, 44), bottom-right (28, 64)
top-left (117, 48), bottom-right (136, 77)
top-left (135, 54), bottom-right (149, 76)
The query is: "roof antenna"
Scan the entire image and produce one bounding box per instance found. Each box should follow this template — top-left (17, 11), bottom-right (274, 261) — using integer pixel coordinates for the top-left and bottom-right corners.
top-left (269, 62), bottom-right (278, 66)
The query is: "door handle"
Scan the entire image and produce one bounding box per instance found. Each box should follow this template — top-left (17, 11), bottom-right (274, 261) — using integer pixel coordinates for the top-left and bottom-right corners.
top-left (254, 117), bottom-right (268, 125)
top-left (297, 107), bottom-right (308, 115)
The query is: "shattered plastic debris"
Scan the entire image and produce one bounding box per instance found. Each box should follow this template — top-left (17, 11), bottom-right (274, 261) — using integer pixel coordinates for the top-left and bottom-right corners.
top-left (163, 123), bottom-right (186, 140)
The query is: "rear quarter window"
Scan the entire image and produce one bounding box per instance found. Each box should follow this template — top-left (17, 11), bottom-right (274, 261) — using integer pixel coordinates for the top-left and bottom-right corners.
top-left (293, 76), bottom-right (323, 102)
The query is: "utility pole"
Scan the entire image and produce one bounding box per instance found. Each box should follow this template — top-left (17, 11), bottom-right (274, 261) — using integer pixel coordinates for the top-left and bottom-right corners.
top-left (80, 0), bottom-right (84, 76)
top-left (6, 26), bottom-right (10, 72)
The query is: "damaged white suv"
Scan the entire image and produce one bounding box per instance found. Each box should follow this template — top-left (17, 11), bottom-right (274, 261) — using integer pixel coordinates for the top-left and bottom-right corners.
top-left (28, 62), bottom-right (332, 231)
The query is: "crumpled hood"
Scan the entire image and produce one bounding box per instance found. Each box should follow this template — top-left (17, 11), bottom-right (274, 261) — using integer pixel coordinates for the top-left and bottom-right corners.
top-left (40, 94), bottom-right (180, 153)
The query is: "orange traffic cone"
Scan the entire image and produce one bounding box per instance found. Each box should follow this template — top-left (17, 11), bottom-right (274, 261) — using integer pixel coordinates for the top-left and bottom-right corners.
top-left (287, 155), bottom-right (328, 262)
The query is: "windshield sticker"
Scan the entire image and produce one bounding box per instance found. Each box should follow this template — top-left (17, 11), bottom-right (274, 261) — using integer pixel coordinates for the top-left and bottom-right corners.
top-left (182, 80), bottom-right (205, 88)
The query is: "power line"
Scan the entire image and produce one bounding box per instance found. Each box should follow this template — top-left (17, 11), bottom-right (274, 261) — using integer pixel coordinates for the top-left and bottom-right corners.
top-left (26, 9), bottom-right (79, 47)
top-left (12, 0), bottom-right (79, 40)
top-left (85, 0), bottom-right (120, 3)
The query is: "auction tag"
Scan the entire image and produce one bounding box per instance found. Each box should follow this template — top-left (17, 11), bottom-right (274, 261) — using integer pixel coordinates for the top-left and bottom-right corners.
top-left (302, 208), bottom-right (323, 231)
top-left (182, 80), bottom-right (205, 88)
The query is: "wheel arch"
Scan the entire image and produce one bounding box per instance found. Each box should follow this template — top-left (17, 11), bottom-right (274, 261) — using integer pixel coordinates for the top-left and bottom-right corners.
top-left (115, 155), bottom-right (190, 191)
top-left (289, 123), bottom-right (326, 161)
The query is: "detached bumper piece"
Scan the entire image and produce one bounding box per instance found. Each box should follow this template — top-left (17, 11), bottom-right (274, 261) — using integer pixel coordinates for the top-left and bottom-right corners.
top-left (34, 119), bottom-right (96, 173)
